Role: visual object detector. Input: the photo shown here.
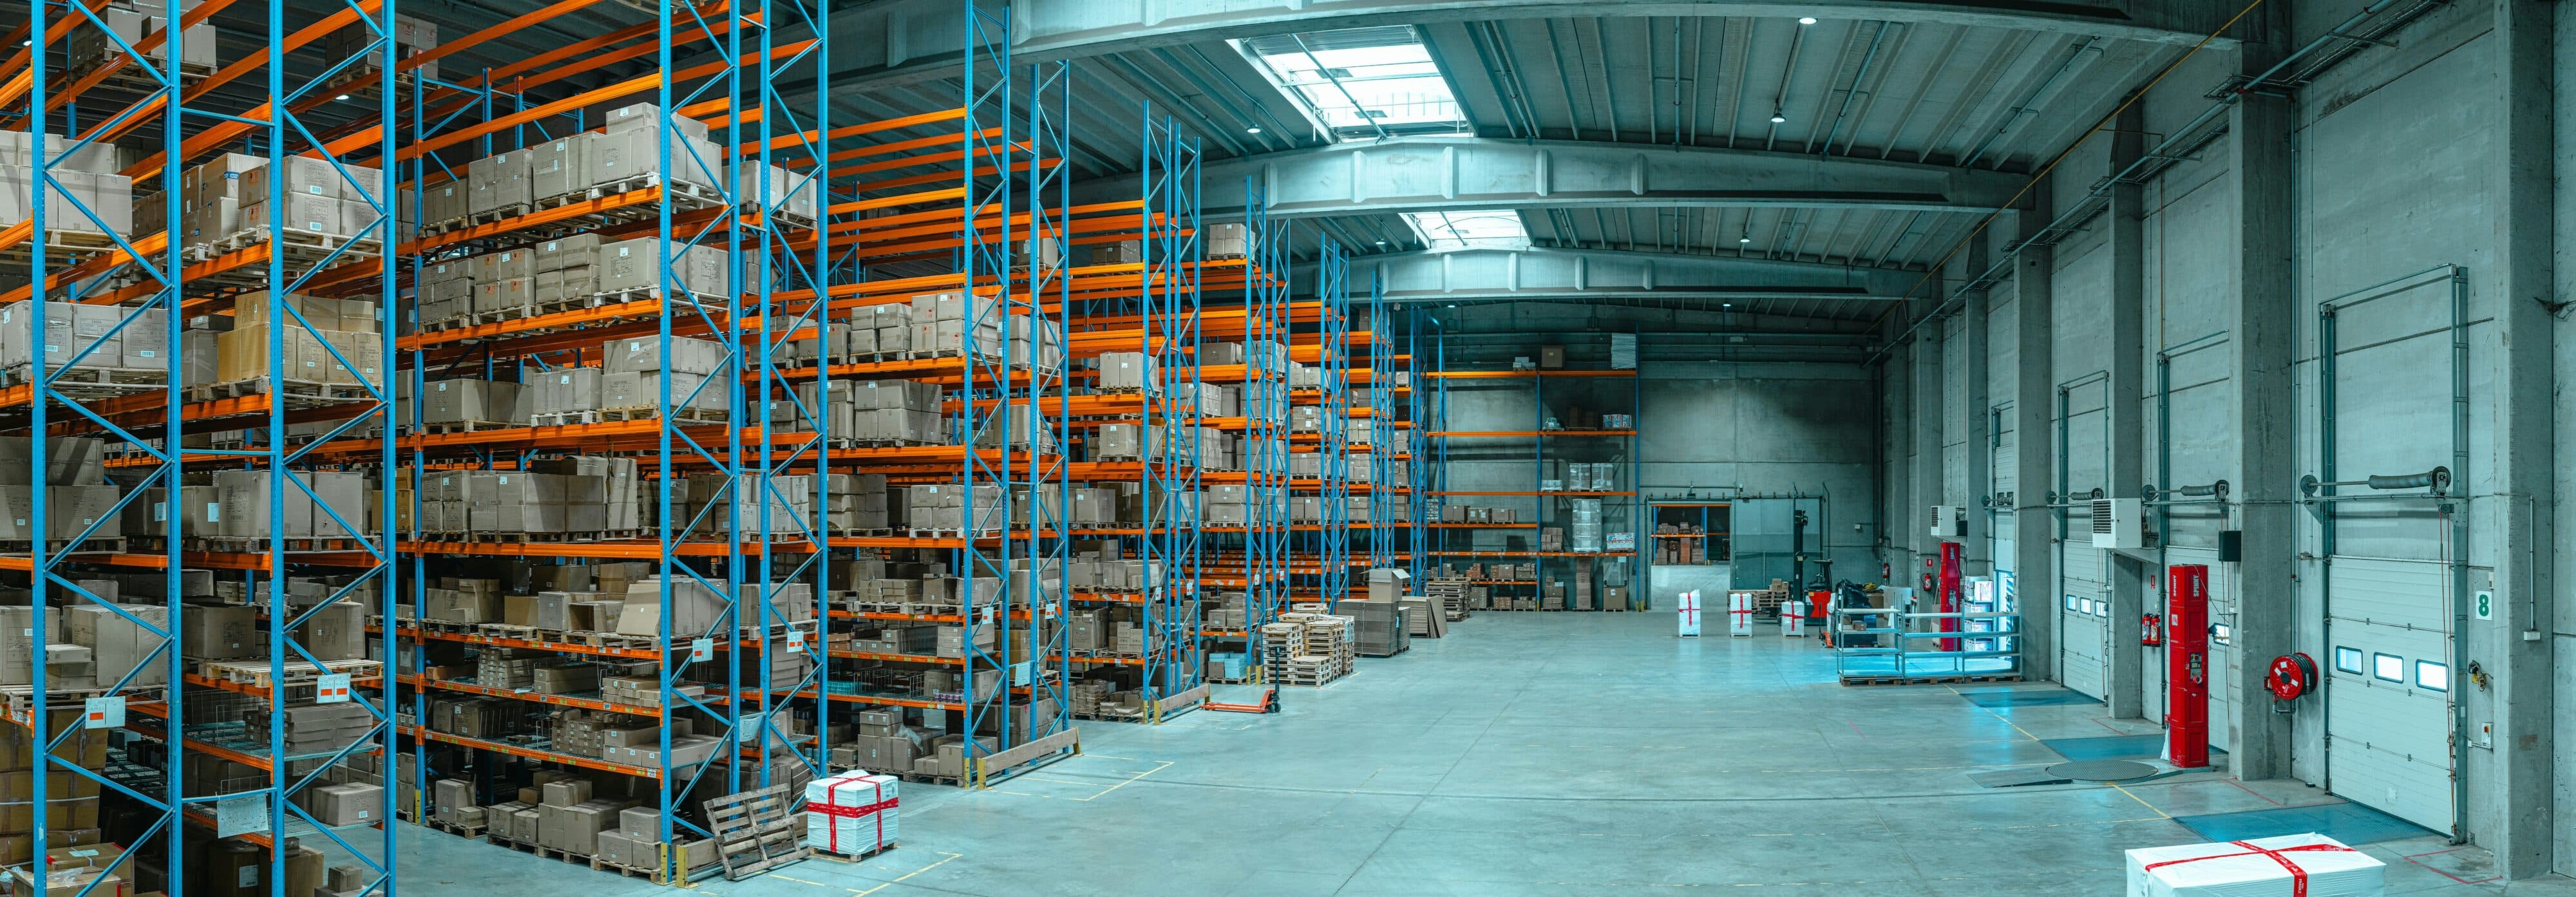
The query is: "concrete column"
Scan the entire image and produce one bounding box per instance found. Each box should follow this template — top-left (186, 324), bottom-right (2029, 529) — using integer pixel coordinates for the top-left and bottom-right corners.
top-left (2226, 71), bottom-right (2295, 783)
top-left (1913, 300), bottom-right (1946, 575)
top-left (2012, 186), bottom-right (2058, 681)
top-left (2226, 20), bottom-right (2296, 785)
top-left (1882, 328), bottom-right (1911, 573)
top-left (2101, 102), bottom-right (2149, 721)
top-left (2488, 0), bottom-right (2553, 876)
top-left (1960, 238), bottom-right (1994, 577)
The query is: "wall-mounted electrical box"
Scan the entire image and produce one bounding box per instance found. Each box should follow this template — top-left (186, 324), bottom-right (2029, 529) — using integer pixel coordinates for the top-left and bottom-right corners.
top-left (1928, 505), bottom-right (1967, 540)
top-left (2092, 498), bottom-right (2146, 549)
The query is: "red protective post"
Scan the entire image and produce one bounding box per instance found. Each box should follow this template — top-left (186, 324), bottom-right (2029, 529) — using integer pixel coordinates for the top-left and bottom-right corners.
top-left (1938, 541), bottom-right (1963, 652)
top-left (2165, 563), bottom-right (2210, 769)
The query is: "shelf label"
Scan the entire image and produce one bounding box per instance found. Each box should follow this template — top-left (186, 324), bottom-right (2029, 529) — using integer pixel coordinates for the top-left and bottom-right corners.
top-left (2475, 590), bottom-right (2494, 621)
top-left (317, 674), bottom-right (353, 703)
top-left (216, 795), bottom-right (270, 838)
top-left (690, 637), bottom-right (714, 662)
top-left (785, 628), bottom-right (807, 654)
top-left (83, 696), bottom-right (123, 728)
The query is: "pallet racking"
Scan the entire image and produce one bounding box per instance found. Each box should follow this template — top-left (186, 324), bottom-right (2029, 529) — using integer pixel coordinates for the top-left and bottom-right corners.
top-left (3, 0), bottom-right (402, 892)
top-left (1424, 340), bottom-right (1641, 610)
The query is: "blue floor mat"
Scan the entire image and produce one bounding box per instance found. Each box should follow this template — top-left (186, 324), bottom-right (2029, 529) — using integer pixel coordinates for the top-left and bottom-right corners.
top-left (2038, 734), bottom-right (2167, 760)
top-left (2174, 802), bottom-right (2436, 845)
top-left (1960, 689), bottom-right (2101, 708)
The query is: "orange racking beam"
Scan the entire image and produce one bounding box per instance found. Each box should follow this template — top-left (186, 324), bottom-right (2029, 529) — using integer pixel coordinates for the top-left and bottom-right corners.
top-left (379, 42), bottom-right (811, 166)
top-left (113, 0), bottom-right (383, 182)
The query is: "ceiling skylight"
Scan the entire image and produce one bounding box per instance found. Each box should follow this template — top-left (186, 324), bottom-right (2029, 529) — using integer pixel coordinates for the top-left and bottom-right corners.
top-left (1237, 26), bottom-right (1466, 138)
top-left (1403, 209), bottom-right (1528, 249)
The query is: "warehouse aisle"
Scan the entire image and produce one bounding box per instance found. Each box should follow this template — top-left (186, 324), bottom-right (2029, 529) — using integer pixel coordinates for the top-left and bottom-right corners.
top-left (397, 614), bottom-right (2555, 896)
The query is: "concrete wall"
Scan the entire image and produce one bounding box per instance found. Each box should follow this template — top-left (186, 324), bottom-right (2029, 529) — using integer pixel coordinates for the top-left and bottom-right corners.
top-left (1874, 0), bottom-right (2564, 876)
top-left (1433, 334), bottom-right (1879, 595)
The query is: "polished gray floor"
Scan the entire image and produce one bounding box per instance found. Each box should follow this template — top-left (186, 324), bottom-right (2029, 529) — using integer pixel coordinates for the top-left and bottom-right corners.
top-left (400, 612), bottom-right (2573, 895)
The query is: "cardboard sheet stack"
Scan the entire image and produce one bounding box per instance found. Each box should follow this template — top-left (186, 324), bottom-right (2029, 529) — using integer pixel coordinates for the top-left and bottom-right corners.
top-left (2124, 833), bottom-right (2383, 896)
top-left (804, 771), bottom-right (899, 858)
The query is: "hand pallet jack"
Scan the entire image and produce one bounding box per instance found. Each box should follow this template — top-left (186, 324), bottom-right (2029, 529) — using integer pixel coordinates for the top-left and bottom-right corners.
top-left (1203, 680), bottom-right (1279, 714)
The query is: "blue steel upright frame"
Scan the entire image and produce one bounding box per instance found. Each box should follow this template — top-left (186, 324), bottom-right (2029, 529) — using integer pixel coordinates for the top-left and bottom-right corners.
top-left (1314, 240), bottom-right (1350, 609)
top-left (751, 0), bottom-right (837, 788)
top-left (1138, 111), bottom-right (1203, 703)
top-left (1241, 188), bottom-right (1293, 637)
top-left (1365, 270), bottom-right (1392, 569)
top-left (1407, 308), bottom-right (1429, 581)
top-left (1012, 54), bottom-right (1076, 760)
top-left (17, 0), bottom-right (403, 891)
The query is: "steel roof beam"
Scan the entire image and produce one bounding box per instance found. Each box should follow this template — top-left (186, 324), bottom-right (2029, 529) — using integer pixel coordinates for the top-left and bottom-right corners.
top-left (1300, 247), bottom-right (1922, 304)
top-left (826, 0), bottom-right (2237, 94)
top-left (1075, 137), bottom-right (2025, 216)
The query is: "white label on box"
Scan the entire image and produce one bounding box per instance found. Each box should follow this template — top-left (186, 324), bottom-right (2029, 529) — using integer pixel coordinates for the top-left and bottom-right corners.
top-left (205, 502), bottom-right (220, 522)
top-left (317, 673), bottom-right (352, 703)
top-left (153, 501), bottom-right (166, 522)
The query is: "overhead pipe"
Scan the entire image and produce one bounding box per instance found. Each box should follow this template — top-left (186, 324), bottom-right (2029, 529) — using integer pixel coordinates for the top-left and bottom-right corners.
top-left (1817, 21), bottom-right (1894, 158)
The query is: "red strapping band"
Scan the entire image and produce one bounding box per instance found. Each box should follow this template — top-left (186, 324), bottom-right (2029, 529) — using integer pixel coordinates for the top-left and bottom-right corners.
top-left (2141, 841), bottom-right (2357, 897)
top-left (812, 779), bottom-right (898, 853)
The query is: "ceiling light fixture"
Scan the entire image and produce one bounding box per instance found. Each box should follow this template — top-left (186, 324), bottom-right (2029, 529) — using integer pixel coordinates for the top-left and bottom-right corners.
top-left (1738, 231), bottom-right (1753, 245)
top-left (1375, 240), bottom-right (1388, 246)
top-left (1799, 16), bottom-right (1818, 25)
top-left (1246, 126), bottom-right (1262, 134)
top-left (1770, 111), bottom-right (1787, 124)
top-left (336, 93), bottom-right (352, 100)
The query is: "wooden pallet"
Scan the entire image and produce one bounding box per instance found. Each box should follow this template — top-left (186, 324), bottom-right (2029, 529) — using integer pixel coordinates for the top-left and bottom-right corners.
top-left (420, 419), bottom-right (520, 434)
top-left (531, 410), bottom-right (601, 428)
top-left (194, 658), bottom-right (381, 689)
top-left (808, 841), bottom-right (896, 864)
top-left (425, 819), bottom-right (485, 838)
top-left (597, 405), bottom-right (730, 424)
top-left (701, 783), bottom-right (809, 881)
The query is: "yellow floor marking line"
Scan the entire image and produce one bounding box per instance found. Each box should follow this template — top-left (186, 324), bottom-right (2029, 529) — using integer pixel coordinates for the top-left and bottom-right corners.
top-left (849, 852), bottom-right (964, 896)
top-left (2108, 781), bottom-right (2174, 819)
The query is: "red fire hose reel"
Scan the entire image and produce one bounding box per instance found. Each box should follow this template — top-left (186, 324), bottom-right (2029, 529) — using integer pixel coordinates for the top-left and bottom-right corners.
top-left (2266, 652), bottom-right (2319, 702)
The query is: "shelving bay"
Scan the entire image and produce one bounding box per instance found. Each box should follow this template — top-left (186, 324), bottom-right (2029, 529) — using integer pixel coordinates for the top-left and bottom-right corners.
top-left (1424, 352), bottom-right (1642, 611)
top-left (0, 0), bottom-right (406, 889)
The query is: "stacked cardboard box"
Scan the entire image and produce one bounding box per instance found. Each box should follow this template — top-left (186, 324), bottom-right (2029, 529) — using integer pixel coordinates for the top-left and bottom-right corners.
top-left (236, 154), bottom-right (384, 239)
top-left (904, 484), bottom-right (1002, 535)
top-left (0, 301), bottom-right (169, 376)
top-left (1346, 598), bottom-right (1410, 657)
top-left (214, 291), bottom-right (383, 386)
top-left (1096, 351), bottom-right (1157, 392)
top-left (799, 378), bottom-right (945, 445)
top-left (0, 131), bottom-right (134, 240)
top-left (0, 437), bottom-right (120, 547)
top-left (599, 334), bottom-right (726, 414)
top-left (858, 303), bottom-right (914, 356)
top-left (257, 702), bottom-right (373, 755)
top-left (64, 0), bottom-right (217, 77)
top-left (204, 469), bottom-right (364, 540)
top-left (907, 291), bottom-right (1001, 357)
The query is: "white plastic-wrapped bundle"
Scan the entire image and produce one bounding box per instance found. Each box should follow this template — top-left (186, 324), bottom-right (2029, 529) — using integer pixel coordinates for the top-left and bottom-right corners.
top-left (805, 770), bottom-right (900, 856)
top-left (2125, 833), bottom-right (2383, 897)
top-left (1569, 498), bottom-right (1602, 552)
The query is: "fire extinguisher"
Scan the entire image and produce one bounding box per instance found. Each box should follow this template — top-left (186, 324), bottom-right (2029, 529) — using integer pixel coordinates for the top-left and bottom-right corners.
top-left (2139, 613), bottom-right (2163, 647)
top-left (1880, 561), bottom-right (1892, 581)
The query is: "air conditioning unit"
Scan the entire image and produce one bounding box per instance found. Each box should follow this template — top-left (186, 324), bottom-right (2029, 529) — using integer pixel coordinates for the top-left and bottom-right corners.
top-left (2090, 497), bottom-right (2146, 549)
top-left (1927, 505), bottom-right (1967, 540)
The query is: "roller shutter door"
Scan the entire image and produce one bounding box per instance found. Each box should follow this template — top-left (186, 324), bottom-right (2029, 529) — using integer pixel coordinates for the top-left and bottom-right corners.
top-left (2058, 517), bottom-right (2108, 699)
top-left (2324, 556), bottom-right (2454, 833)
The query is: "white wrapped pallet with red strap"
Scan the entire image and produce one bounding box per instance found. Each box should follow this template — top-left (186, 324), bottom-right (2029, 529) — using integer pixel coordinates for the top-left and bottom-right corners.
top-left (804, 771), bottom-right (900, 858)
top-left (2125, 833), bottom-right (2383, 896)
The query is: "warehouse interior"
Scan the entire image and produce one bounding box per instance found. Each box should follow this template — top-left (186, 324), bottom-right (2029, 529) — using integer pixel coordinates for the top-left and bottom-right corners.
top-left (0, 0), bottom-right (2571, 894)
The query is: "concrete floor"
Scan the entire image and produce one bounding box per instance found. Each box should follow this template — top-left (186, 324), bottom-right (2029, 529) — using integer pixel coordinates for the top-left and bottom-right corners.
top-left (401, 612), bottom-right (2576, 896)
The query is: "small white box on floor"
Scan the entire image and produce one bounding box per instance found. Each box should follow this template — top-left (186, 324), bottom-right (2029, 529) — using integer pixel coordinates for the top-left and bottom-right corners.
top-left (2125, 833), bottom-right (2383, 897)
top-left (1728, 592), bottom-right (1754, 636)
top-left (1676, 589), bottom-right (1701, 637)
top-left (806, 771), bottom-right (899, 856)
top-left (1781, 600), bottom-right (1805, 637)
